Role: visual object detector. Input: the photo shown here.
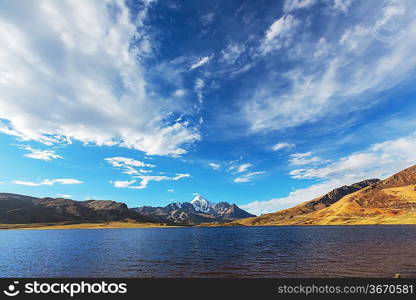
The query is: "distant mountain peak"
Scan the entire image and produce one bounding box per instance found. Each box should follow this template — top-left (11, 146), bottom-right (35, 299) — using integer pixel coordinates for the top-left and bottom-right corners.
top-left (133, 194), bottom-right (255, 225)
top-left (190, 194), bottom-right (216, 213)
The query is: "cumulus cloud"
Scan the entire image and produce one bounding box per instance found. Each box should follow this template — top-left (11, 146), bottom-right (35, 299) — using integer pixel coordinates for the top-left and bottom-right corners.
top-left (272, 142), bottom-right (295, 151)
top-left (241, 133), bottom-right (416, 215)
top-left (234, 171), bottom-right (265, 183)
top-left (14, 178), bottom-right (83, 186)
top-left (0, 0), bottom-right (200, 156)
top-left (18, 145), bottom-right (62, 161)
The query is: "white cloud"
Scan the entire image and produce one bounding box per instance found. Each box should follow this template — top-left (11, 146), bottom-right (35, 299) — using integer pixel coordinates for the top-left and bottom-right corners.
top-left (18, 145), bottom-right (62, 161)
top-left (57, 194), bottom-right (72, 198)
top-left (220, 43), bottom-right (245, 65)
top-left (272, 142), bottom-right (295, 151)
top-left (331, 0), bottom-right (353, 14)
top-left (113, 180), bottom-right (136, 188)
top-left (107, 156), bottom-right (190, 190)
top-left (105, 156), bottom-right (155, 168)
top-left (14, 178), bottom-right (83, 186)
top-left (245, 0), bottom-right (416, 133)
top-left (112, 173), bottom-right (190, 190)
top-left (0, 0), bottom-right (200, 156)
top-left (173, 89), bottom-right (186, 97)
top-left (105, 156), bottom-right (155, 175)
top-left (194, 78), bottom-right (205, 103)
top-left (208, 163), bottom-right (221, 170)
top-left (234, 171), bottom-right (265, 183)
top-left (201, 12), bottom-right (215, 26)
top-left (290, 134), bottom-right (416, 180)
top-left (229, 163), bottom-right (253, 173)
top-left (259, 14), bottom-right (300, 55)
top-left (190, 56), bottom-right (211, 70)
top-left (168, 189), bottom-right (175, 193)
top-left (289, 152), bottom-right (322, 166)
top-left (283, 0), bottom-right (317, 13)
top-left (241, 133), bottom-right (416, 215)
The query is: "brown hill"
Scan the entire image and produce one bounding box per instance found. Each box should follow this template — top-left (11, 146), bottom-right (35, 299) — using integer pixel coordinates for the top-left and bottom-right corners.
top-left (234, 165), bottom-right (416, 226)
top-left (0, 193), bottom-right (155, 224)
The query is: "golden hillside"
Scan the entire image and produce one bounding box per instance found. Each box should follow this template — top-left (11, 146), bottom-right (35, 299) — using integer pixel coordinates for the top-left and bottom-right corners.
top-left (234, 165), bottom-right (416, 226)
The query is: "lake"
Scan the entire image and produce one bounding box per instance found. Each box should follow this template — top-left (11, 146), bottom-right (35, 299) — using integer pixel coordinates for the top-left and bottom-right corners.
top-left (0, 226), bottom-right (415, 278)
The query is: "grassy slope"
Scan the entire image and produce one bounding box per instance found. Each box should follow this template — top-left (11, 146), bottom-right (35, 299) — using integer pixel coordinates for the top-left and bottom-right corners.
top-left (232, 184), bottom-right (416, 226)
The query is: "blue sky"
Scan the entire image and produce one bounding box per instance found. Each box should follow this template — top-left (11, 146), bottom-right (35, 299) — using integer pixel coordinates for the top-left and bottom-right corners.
top-left (1, 0), bottom-right (416, 215)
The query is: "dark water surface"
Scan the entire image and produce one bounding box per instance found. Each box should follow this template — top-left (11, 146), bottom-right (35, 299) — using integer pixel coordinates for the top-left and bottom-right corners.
top-left (0, 226), bottom-right (415, 278)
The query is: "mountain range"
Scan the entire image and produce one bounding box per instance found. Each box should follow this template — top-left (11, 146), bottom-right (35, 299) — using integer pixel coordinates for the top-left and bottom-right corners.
top-left (0, 193), bottom-right (253, 226)
top-left (1, 164), bottom-right (416, 228)
top-left (132, 195), bottom-right (255, 224)
top-left (230, 165), bottom-right (416, 226)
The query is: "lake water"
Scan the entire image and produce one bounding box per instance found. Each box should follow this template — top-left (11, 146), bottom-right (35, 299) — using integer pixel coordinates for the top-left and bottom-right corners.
top-left (0, 226), bottom-right (415, 278)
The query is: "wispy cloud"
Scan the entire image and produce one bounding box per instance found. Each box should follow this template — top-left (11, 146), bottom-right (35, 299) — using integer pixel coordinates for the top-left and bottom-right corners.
top-left (331, 0), bottom-right (353, 14)
top-left (107, 156), bottom-right (191, 190)
top-left (272, 142), bottom-right (295, 151)
top-left (220, 43), bottom-right (245, 65)
top-left (234, 171), bottom-right (265, 183)
top-left (229, 163), bottom-right (253, 173)
top-left (18, 145), bottom-right (62, 161)
top-left (105, 157), bottom-right (155, 175)
top-left (244, 0), bottom-right (416, 134)
top-left (112, 174), bottom-right (191, 190)
top-left (208, 163), bottom-right (221, 170)
top-left (190, 56), bottom-right (212, 70)
top-left (283, 0), bottom-right (317, 13)
top-left (289, 152), bottom-right (322, 166)
top-left (201, 12), bottom-right (215, 26)
top-left (14, 178), bottom-right (83, 186)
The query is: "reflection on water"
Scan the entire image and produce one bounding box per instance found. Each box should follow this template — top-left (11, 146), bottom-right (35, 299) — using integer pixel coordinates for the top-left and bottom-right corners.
top-left (0, 226), bottom-right (415, 277)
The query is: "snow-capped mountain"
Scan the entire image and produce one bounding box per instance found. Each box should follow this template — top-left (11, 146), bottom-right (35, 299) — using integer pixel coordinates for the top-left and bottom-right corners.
top-left (132, 195), bottom-right (255, 225)
top-left (190, 194), bottom-right (216, 213)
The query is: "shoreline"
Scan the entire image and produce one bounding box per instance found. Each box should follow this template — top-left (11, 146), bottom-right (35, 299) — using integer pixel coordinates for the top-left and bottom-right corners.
top-left (0, 221), bottom-right (183, 230)
top-left (2, 221), bottom-right (416, 230)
